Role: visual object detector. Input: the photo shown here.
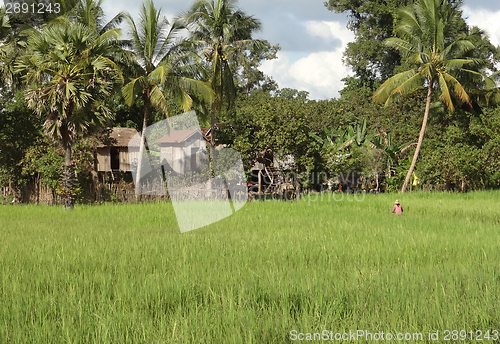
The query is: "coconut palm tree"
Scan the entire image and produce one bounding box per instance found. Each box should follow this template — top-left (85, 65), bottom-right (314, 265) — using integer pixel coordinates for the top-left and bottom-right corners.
top-left (121, 0), bottom-right (212, 195)
top-left (180, 0), bottom-right (266, 147)
top-left (0, 6), bottom-right (26, 90)
top-left (72, 0), bottom-right (125, 35)
top-left (16, 22), bottom-right (122, 208)
top-left (373, 0), bottom-right (492, 193)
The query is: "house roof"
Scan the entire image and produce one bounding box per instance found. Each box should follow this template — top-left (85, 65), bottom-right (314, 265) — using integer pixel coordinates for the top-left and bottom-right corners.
top-left (156, 129), bottom-right (202, 144)
top-left (97, 127), bottom-right (140, 148)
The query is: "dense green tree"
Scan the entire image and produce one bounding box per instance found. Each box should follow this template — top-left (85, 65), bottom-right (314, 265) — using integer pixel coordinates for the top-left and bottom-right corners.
top-left (222, 91), bottom-right (330, 184)
top-left (233, 42), bottom-right (280, 95)
top-left (324, 0), bottom-right (415, 84)
top-left (0, 91), bottom-right (42, 193)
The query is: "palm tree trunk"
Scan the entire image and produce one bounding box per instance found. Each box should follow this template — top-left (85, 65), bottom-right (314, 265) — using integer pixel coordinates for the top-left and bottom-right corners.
top-left (210, 101), bottom-right (216, 148)
top-left (62, 139), bottom-right (75, 210)
top-left (206, 101), bottom-right (217, 184)
top-left (401, 80), bottom-right (434, 193)
top-left (65, 144), bottom-right (72, 166)
top-left (135, 92), bottom-right (150, 200)
top-left (60, 120), bottom-right (76, 210)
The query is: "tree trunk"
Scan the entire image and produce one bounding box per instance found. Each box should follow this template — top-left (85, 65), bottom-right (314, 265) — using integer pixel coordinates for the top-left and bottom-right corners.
top-left (401, 80), bottom-right (434, 193)
top-left (210, 101), bottom-right (216, 148)
top-left (65, 143), bottom-right (72, 166)
top-left (208, 101), bottom-right (217, 182)
top-left (295, 180), bottom-right (301, 201)
top-left (135, 92), bottom-right (151, 200)
top-left (258, 170), bottom-right (262, 194)
top-left (62, 141), bottom-right (75, 210)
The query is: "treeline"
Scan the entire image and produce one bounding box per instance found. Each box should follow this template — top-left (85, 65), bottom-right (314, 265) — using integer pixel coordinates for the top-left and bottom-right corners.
top-left (1, 0), bottom-right (500, 205)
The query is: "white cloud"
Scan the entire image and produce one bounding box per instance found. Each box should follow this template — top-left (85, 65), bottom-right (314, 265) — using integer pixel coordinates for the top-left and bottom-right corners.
top-left (260, 21), bottom-right (354, 100)
top-left (463, 6), bottom-right (500, 47)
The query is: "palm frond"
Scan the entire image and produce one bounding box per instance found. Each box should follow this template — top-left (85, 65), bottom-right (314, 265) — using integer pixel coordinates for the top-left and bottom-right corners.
top-left (122, 76), bottom-right (147, 106)
top-left (373, 69), bottom-right (420, 105)
top-left (443, 72), bottom-right (471, 106)
top-left (437, 72), bottom-right (454, 111)
top-left (149, 84), bottom-right (169, 115)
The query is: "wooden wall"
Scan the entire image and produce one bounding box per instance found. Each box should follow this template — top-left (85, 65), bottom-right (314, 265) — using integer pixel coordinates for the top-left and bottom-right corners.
top-left (97, 147), bottom-right (139, 172)
top-left (96, 147), bottom-right (111, 172)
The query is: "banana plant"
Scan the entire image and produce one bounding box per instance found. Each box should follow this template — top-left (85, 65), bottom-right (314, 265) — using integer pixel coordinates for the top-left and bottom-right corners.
top-left (373, 133), bottom-right (416, 179)
top-left (310, 119), bottom-right (378, 154)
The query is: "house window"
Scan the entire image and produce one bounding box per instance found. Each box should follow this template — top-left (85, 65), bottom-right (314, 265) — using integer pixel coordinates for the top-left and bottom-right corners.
top-left (110, 148), bottom-right (120, 170)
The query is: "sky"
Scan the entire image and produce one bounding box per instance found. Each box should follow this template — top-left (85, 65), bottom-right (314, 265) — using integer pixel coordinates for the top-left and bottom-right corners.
top-left (99, 0), bottom-right (500, 100)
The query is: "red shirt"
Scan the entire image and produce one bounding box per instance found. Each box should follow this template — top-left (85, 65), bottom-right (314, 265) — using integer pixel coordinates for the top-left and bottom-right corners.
top-left (392, 204), bottom-right (403, 215)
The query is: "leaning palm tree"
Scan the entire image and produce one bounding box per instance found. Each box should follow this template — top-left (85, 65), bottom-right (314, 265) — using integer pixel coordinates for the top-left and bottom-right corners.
top-left (16, 23), bottom-right (122, 209)
top-left (180, 0), bottom-right (266, 147)
top-left (121, 0), bottom-right (212, 195)
top-left (373, 0), bottom-right (491, 193)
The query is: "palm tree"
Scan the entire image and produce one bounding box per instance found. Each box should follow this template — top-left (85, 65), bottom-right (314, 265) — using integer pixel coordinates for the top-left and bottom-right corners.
top-left (0, 7), bottom-right (9, 39)
top-left (0, 6), bottom-right (26, 90)
top-left (180, 0), bottom-right (266, 147)
top-left (16, 22), bottom-right (122, 208)
top-left (72, 0), bottom-right (125, 35)
top-left (0, 7), bottom-right (12, 84)
top-left (71, 0), bottom-right (129, 98)
top-left (373, 0), bottom-right (492, 193)
top-left (121, 0), bottom-right (212, 195)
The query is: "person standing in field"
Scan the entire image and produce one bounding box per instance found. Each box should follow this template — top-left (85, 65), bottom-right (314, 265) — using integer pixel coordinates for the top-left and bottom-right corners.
top-left (391, 200), bottom-right (403, 215)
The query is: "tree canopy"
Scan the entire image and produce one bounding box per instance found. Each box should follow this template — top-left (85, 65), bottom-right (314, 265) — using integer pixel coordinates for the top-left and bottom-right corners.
top-left (0, 0), bottom-right (499, 205)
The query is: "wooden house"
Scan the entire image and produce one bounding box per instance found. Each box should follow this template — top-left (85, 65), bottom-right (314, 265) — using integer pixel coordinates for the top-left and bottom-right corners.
top-left (96, 128), bottom-right (141, 172)
top-left (156, 129), bottom-right (207, 175)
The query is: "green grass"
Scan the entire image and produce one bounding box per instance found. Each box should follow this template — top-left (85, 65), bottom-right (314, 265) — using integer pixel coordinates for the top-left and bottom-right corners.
top-left (1, 191), bottom-right (500, 343)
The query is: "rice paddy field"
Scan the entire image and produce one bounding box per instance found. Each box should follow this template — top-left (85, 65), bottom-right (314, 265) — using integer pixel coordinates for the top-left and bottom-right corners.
top-left (1, 191), bottom-right (500, 343)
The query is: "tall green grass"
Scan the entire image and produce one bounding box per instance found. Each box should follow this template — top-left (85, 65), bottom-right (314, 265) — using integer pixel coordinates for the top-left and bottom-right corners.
top-left (1, 191), bottom-right (500, 343)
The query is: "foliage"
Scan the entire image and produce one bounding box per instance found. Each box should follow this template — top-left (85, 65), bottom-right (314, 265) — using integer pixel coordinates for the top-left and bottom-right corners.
top-left (180, 0), bottom-right (268, 145)
top-left (121, 0), bottom-right (213, 195)
top-left (71, 0), bottom-right (125, 35)
top-left (21, 137), bottom-right (65, 191)
top-left (0, 91), bottom-right (42, 187)
top-left (17, 22), bottom-right (121, 155)
top-left (223, 91), bottom-right (320, 175)
top-left (324, 0), bottom-right (416, 83)
top-left (373, 0), bottom-right (496, 192)
top-left (15, 21), bottom-right (121, 208)
top-left (310, 119), bottom-right (377, 173)
top-left (1, 0), bottom-right (500, 199)
top-left (121, 0), bottom-right (212, 119)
